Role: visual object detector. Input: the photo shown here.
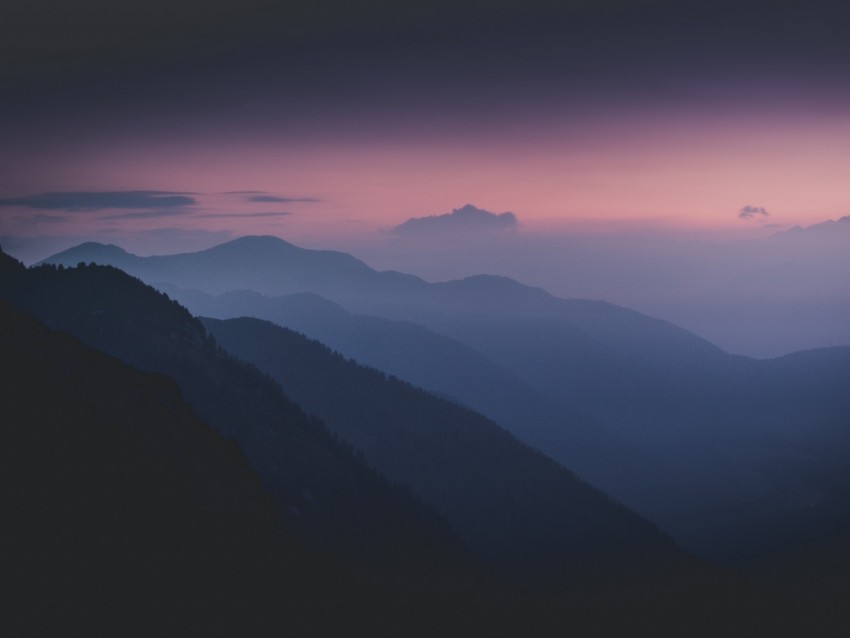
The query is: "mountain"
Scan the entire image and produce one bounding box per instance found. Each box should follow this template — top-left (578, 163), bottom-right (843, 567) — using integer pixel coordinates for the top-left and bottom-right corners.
top-left (3, 301), bottom-right (499, 635)
top-left (0, 258), bottom-right (463, 566)
top-left (202, 315), bottom-right (679, 580)
top-left (38, 235), bottom-right (728, 358)
top-left (4, 248), bottom-right (694, 581)
top-left (2, 252), bottom-right (541, 634)
top-left (41, 235), bottom-right (424, 298)
top-left (0, 248), bottom-right (818, 634)
top-left (168, 287), bottom-right (671, 510)
top-left (39, 236), bottom-right (850, 562)
top-left (780, 214), bottom-right (850, 237)
top-left (1, 300), bottom-right (296, 634)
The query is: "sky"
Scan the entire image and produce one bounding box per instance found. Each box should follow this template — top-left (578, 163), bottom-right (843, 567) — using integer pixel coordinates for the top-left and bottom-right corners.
top-left (3, 0), bottom-right (850, 261)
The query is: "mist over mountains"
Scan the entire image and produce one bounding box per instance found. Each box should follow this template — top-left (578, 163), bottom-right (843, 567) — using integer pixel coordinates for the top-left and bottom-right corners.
top-left (2, 244), bottom-right (786, 635)
top-left (21, 204), bottom-right (850, 357)
top-left (4, 226), bottom-right (850, 633)
top-left (345, 209), bottom-right (850, 358)
top-left (40, 235), bottom-right (850, 563)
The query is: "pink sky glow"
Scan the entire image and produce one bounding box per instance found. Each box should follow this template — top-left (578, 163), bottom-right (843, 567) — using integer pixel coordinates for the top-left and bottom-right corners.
top-left (3, 104), bottom-right (850, 255)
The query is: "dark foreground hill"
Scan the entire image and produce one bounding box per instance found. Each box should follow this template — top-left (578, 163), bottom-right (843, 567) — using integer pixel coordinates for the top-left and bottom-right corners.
top-left (0, 252), bottom-right (463, 568)
top-left (4, 246), bottom-right (813, 635)
top-left (1, 301), bottom-right (291, 635)
top-left (3, 301), bottom-right (512, 636)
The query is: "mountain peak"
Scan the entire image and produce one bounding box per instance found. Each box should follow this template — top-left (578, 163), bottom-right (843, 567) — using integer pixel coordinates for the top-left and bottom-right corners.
top-left (222, 235), bottom-right (293, 247)
top-left (195, 235), bottom-right (297, 256)
top-left (38, 242), bottom-right (132, 266)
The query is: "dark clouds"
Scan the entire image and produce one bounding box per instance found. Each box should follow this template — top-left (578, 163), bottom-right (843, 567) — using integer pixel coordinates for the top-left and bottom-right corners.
top-left (0, 191), bottom-right (196, 211)
top-left (15, 214), bottom-right (73, 225)
top-left (100, 209), bottom-right (193, 221)
top-left (194, 212), bottom-right (292, 219)
top-left (739, 205), bottom-right (770, 219)
top-left (247, 196), bottom-right (318, 203)
top-left (5, 0), bottom-right (850, 133)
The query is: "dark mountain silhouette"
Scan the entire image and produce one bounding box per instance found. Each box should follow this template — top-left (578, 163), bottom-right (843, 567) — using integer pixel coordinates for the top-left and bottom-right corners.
top-left (0, 247), bottom-right (821, 635)
top-left (3, 301), bottom-right (516, 635)
top-left (38, 236), bottom-right (850, 563)
top-left (172, 286), bottom-right (686, 517)
top-left (0, 258), bottom-right (462, 567)
top-left (0, 300), bottom-right (591, 636)
top-left (1, 301), bottom-right (293, 634)
top-left (424, 312), bottom-right (850, 560)
top-left (2, 248), bottom-right (694, 580)
top-left (1, 252), bottom-right (544, 634)
top-left (202, 315), bottom-right (679, 580)
top-left (159, 287), bottom-right (850, 563)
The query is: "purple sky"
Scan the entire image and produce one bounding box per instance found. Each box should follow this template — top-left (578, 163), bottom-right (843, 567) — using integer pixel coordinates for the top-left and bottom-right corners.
top-left (2, 0), bottom-right (850, 258)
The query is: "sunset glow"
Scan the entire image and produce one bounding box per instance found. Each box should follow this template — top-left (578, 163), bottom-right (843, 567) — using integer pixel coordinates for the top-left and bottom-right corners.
top-left (3, 0), bottom-right (850, 260)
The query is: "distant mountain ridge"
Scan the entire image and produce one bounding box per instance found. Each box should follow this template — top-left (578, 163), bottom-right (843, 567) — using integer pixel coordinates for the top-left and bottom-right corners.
top-left (41, 235), bottom-right (724, 363)
top-left (39, 236), bottom-right (850, 562)
top-left (42, 235), bottom-right (422, 298)
top-left (202, 315), bottom-right (677, 578)
top-left (3, 249), bottom-right (696, 584)
top-left (172, 285), bottom-right (689, 520)
top-left (2, 244), bottom-right (834, 633)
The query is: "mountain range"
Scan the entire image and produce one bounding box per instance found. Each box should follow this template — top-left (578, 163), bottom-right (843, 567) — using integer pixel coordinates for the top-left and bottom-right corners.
top-left (8, 234), bottom-right (850, 632)
top-left (3, 245), bottom-right (785, 635)
top-left (42, 235), bottom-right (850, 562)
top-left (201, 315), bottom-right (674, 579)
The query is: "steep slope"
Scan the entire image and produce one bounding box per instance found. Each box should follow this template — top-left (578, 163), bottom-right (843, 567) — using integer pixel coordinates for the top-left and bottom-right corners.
top-left (0, 260), bottom-right (461, 566)
top-left (170, 287), bottom-right (674, 507)
top-left (202, 316), bottom-right (680, 580)
top-left (1, 301), bottom-right (289, 634)
top-left (0, 301), bottom-right (575, 637)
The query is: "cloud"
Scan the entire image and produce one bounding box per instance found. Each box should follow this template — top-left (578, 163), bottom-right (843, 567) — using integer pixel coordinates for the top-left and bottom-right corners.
top-left (392, 204), bottom-right (519, 236)
top-left (101, 208), bottom-right (192, 220)
top-left (15, 214), bottom-right (72, 225)
top-left (247, 195), bottom-right (318, 203)
top-left (193, 211), bottom-right (292, 219)
top-left (738, 205), bottom-right (769, 219)
top-left (0, 191), bottom-right (196, 211)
